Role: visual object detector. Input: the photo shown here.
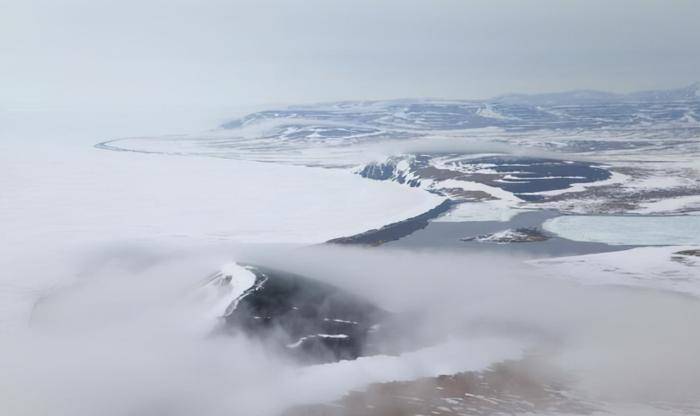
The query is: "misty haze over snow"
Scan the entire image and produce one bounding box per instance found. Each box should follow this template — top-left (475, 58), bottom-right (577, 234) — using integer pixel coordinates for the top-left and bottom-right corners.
top-left (2, 1), bottom-right (700, 416)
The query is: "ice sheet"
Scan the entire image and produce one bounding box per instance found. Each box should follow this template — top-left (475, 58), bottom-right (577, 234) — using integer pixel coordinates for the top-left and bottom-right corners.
top-left (543, 215), bottom-right (700, 246)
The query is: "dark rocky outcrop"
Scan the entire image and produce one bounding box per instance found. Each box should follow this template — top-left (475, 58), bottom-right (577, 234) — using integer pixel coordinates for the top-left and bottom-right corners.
top-left (224, 266), bottom-right (390, 364)
top-left (326, 199), bottom-right (454, 246)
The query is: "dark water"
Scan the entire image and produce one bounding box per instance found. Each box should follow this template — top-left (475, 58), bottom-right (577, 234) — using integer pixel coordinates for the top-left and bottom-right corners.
top-left (387, 210), bottom-right (636, 257)
top-left (463, 157), bottom-right (612, 200)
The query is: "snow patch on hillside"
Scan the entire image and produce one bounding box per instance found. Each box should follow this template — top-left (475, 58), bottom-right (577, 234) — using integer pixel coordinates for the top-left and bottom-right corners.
top-left (633, 195), bottom-right (700, 214)
top-left (198, 263), bottom-right (257, 320)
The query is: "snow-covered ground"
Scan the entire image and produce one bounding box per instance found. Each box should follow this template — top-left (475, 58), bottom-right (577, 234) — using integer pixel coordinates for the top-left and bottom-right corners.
top-left (94, 90), bottom-right (700, 218)
top-left (530, 246), bottom-right (700, 297)
top-left (634, 195), bottom-right (700, 214)
top-left (1, 142), bottom-right (441, 247)
top-left (536, 212), bottom-right (700, 297)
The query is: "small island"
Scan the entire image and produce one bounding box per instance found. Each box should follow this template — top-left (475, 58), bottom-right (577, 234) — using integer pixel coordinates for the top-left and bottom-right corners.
top-left (461, 227), bottom-right (550, 244)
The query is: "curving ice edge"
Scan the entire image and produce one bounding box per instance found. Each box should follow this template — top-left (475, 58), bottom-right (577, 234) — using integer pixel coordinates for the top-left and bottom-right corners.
top-left (198, 263), bottom-right (257, 319)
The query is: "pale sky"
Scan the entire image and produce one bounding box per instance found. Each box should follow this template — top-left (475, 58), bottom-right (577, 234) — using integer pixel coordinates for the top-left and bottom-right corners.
top-left (2, 0), bottom-right (699, 112)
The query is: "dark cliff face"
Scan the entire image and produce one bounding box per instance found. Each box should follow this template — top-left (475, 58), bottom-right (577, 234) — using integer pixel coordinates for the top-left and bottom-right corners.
top-left (224, 266), bottom-right (390, 364)
top-left (326, 199), bottom-right (453, 247)
top-left (358, 162), bottom-right (398, 181)
top-left (357, 159), bottom-right (422, 188)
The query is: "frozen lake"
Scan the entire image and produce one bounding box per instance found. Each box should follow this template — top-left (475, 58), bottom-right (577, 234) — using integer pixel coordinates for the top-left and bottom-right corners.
top-left (387, 209), bottom-right (636, 257)
top-left (543, 215), bottom-right (700, 246)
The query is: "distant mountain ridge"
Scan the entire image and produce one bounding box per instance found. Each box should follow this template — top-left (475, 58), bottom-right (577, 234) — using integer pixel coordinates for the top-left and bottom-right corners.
top-left (495, 82), bottom-right (700, 105)
top-left (216, 82), bottom-right (700, 139)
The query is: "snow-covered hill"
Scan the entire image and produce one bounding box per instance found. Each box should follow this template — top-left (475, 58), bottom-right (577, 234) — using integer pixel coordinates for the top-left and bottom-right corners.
top-left (95, 84), bottom-right (700, 216)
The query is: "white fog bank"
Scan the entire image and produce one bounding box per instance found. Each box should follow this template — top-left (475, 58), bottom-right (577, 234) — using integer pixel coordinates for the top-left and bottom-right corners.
top-left (0, 113), bottom-right (440, 335)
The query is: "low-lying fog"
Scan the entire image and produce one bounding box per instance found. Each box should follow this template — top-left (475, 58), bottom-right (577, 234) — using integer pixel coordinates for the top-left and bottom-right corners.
top-left (2, 241), bottom-right (698, 415)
